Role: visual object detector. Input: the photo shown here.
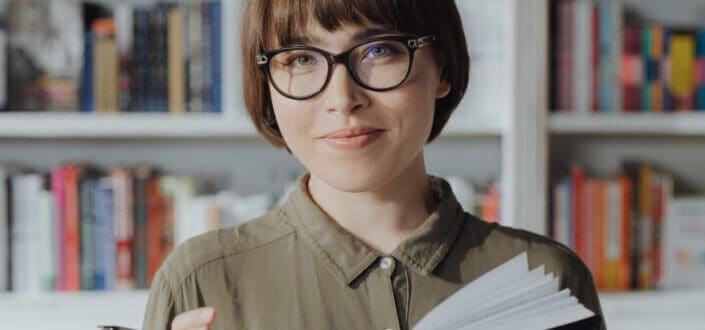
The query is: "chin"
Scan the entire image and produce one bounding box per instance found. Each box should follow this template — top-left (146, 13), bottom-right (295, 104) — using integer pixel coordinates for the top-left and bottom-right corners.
top-left (311, 165), bottom-right (393, 193)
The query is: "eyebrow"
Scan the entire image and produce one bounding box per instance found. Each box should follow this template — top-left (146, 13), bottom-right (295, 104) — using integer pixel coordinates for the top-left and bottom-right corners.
top-left (287, 28), bottom-right (393, 47)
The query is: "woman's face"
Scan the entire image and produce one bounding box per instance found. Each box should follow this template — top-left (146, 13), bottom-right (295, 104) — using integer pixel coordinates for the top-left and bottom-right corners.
top-left (269, 21), bottom-right (451, 193)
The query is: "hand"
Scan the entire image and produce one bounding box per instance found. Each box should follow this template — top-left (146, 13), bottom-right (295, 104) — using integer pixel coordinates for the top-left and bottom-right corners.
top-left (171, 307), bottom-right (216, 330)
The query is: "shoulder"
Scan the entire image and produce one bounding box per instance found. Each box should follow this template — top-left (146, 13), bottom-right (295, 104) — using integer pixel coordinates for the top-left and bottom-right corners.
top-left (156, 205), bottom-right (296, 292)
top-left (467, 217), bottom-right (603, 317)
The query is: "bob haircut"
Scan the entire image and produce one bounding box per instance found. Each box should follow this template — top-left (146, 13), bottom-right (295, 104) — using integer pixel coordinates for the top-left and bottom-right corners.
top-left (241, 0), bottom-right (470, 149)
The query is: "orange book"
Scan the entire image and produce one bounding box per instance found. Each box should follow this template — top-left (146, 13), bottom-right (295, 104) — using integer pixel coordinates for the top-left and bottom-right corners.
top-left (63, 164), bottom-right (84, 291)
top-left (619, 175), bottom-right (633, 290)
top-left (593, 180), bottom-right (606, 290)
top-left (638, 164), bottom-right (654, 290)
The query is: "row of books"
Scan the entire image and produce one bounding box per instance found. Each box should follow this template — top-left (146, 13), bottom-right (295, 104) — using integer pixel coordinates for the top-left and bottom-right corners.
top-left (0, 164), bottom-right (276, 293)
top-left (551, 0), bottom-right (705, 113)
top-left (551, 161), bottom-right (705, 291)
top-left (1, 0), bottom-right (223, 113)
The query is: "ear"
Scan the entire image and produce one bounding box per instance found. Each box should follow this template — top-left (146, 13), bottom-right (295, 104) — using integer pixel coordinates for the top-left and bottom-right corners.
top-left (435, 79), bottom-right (452, 99)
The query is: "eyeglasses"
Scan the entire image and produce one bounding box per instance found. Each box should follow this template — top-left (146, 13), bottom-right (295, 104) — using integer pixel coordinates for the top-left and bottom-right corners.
top-left (256, 35), bottom-right (436, 100)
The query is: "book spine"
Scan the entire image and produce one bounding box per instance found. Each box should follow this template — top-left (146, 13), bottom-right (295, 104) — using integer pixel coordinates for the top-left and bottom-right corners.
top-left (130, 9), bottom-right (151, 112)
top-left (603, 179), bottom-right (619, 290)
top-left (81, 31), bottom-right (95, 113)
top-left (590, 5), bottom-right (600, 113)
top-left (652, 26), bottom-right (664, 113)
top-left (637, 164), bottom-right (654, 290)
top-left (662, 27), bottom-right (673, 112)
top-left (556, 0), bottom-right (573, 112)
top-left (133, 167), bottom-right (151, 289)
top-left (63, 166), bottom-right (82, 291)
top-left (641, 27), bottom-right (653, 112)
top-left (671, 33), bottom-right (696, 110)
top-left (168, 6), bottom-right (187, 114)
top-left (93, 178), bottom-right (114, 290)
top-left (571, 166), bottom-right (585, 256)
top-left (112, 168), bottom-right (134, 290)
top-left (149, 5), bottom-right (170, 113)
top-left (115, 4), bottom-right (133, 112)
top-left (0, 20), bottom-right (6, 111)
top-left (188, 3), bottom-right (204, 112)
top-left (0, 168), bottom-right (8, 291)
top-left (209, 1), bottom-right (223, 113)
top-left (594, 180), bottom-right (606, 290)
top-left (50, 167), bottom-right (67, 291)
top-left (572, 0), bottom-right (592, 114)
top-left (621, 26), bottom-right (642, 112)
top-left (37, 183), bottom-right (55, 291)
top-left (146, 178), bottom-right (164, 287)
top-left (696, 29), bottom-right (705, 110)
top-left (201, 2), bottom-right (213, 113)
top-left (618, 175), bottom-right (632, 290)
top-left (79, 174), bottom-right (96, 290)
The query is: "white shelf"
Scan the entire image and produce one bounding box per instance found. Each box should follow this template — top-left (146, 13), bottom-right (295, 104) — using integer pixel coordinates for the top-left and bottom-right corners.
top-left (0, 111), bottom-right (506, 139)
top-left (0, 290), bottom-right (149, 330)
top-left (600, 289), bottom-right (705, 330)
top-left (0, 112), bottom-right (258, 138)
top-left (550, 112), bottom-right (705, 136)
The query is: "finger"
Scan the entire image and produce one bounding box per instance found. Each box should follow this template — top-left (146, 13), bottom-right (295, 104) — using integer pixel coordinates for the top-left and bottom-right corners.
top-left (171, 307), bottom-right (215, 330)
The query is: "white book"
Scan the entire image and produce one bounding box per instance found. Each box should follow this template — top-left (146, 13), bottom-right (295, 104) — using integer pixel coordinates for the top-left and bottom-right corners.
top-left (414, 252), bottom-right (596, 330)
top-left (0, 167), bottom-right (9, 291)
top-left (572, 0), bottom-right (593, 114)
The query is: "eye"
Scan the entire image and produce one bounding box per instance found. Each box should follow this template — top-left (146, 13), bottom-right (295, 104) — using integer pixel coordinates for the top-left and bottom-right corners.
top-left (364, 45), bottom-right (392, 59)
top-left (289, 55), bottom-right (316, 67)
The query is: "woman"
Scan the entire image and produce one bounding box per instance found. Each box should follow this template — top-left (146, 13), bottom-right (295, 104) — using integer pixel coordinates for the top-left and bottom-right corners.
top-left (144, 0), bottom-right (605, 329)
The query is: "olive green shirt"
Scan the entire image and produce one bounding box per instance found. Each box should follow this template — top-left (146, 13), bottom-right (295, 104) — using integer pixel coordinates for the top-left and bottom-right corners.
top-left (143, 174), bottom-right (605, 330)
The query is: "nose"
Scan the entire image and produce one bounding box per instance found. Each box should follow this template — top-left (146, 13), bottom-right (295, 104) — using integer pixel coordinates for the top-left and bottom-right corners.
top-left (321, 63), bottom-right (369, 115)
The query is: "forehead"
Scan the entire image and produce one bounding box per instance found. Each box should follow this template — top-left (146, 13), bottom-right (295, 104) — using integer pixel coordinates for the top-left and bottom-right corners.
top-left (262, 0), bottom-right (406, 49)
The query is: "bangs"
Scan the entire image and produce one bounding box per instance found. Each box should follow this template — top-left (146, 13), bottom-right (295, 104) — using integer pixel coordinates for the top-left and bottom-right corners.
top-left (263, 0), bottom-right (428, 48)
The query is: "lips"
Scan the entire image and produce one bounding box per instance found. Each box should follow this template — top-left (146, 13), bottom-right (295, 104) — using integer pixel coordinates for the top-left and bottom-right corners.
top-left (318, 127), bottom-right (385, 151)
top-left (320, 127), bottom-right (384, 139)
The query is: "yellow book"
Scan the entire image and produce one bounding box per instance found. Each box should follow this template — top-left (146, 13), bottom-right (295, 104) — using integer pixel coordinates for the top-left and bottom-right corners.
top-left (671, 34), bottom-right (696, 110)
top-left (168, 7), bottom-right (186, 114)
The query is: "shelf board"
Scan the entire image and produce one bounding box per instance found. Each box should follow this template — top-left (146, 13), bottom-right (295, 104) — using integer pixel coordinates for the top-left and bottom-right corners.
top-left (0, 112), bottom-right (258, 138)
top-left (550, 112), bottom-right (705, 136)
top-left (0, 290), bottom-right (149, 330)
top-left (0, 111), bottom-right (505, 139)
top-left (599, 289), bottom-right (705, 330)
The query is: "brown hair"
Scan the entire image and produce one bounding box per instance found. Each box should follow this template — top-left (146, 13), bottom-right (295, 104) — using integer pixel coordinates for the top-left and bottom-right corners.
top-left (241, 0), bottom-right (470, 149)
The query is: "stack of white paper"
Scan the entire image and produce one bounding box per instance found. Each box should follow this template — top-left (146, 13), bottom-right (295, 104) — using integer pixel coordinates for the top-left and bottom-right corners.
top-left (414, 252), bottom-right (595, 330)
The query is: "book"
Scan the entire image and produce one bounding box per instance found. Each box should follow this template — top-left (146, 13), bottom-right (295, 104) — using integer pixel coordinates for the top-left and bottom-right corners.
top-left (696, 28), bottom-right (705, 110)
top-left (413, 252), bottom-right (598, 330)
top-left (661, 197), bottom-right (705, 289)
top-left (670, 32), bottom-right (696, 110)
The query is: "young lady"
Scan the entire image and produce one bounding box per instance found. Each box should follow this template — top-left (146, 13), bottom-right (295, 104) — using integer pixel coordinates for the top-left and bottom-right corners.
top-left (144, 1), bottom-right (604, 329)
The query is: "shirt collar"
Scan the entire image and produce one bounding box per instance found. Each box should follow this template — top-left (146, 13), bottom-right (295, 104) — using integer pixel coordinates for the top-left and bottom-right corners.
top-left (282, 173), bottom-right (467, 287)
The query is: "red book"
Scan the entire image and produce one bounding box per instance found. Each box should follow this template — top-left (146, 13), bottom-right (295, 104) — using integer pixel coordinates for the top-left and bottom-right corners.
top-left (591, 5), bottom-right (600, 112)
top-left (621, 26), bottom-right (643, 112)
top-left (571, 166), bottom-right (585, 257)
top-left (146, 178), bottom-right (164, 287)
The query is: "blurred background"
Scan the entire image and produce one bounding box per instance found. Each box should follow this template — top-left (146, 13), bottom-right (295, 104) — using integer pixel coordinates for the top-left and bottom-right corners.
top-left (0, 0), bottom-right (703, 329)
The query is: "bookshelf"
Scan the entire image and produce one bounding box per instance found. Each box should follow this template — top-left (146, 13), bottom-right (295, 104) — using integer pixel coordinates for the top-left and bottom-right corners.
top-left (9, 0), bottom-right (704, 328)
top-left (546, 0), bottom-right (705, 328)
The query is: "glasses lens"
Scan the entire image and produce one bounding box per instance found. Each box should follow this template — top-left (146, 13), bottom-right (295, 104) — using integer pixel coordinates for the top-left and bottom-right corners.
top-left (350, 40), bottom-right (410, 89)
top-left (269, 49), bottom-right (327, 98)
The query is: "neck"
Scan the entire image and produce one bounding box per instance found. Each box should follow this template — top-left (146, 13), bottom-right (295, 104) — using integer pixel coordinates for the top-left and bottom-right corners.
top-left (307, 153), bottom-right (438, 255)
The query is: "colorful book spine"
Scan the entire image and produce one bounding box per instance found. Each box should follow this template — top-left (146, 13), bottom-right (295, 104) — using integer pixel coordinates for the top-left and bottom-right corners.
top-left (621, 26), bottom-right (642, 112)
top-left (146, 178), bottom-right (164, 287)
top-left (661, 27), bottom-right (672, 112)
top-left (696, 29), bottom-right (705, 110)
top-left (670, 33), bottom-right (696, 110)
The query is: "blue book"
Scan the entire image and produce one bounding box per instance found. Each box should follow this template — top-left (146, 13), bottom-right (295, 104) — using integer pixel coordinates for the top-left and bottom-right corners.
top-left (93, 179), bottom-right (115, 290)
top-left (662, 27), bottom-right (672, 112)
top-left (696, 29), bottom-right (705, 111)
top-left (598, 0), bottom-right (614, 113)
top-left (209, 1), bottom-right (223, 113)
top-left (80, 31), bottom-right (94, 113)
top-left (131, 9), bottom-right (151, 112)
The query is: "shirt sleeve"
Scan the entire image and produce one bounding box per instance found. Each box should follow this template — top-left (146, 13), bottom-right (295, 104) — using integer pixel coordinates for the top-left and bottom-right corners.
top-left (142, 270), bottom-right (176, 330)
top-left (559, 253), bottom-right (607, 330)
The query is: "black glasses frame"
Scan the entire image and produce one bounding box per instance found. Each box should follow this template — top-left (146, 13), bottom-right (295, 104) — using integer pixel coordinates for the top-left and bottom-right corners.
top-left (256, 35), bottom-right (437, 100)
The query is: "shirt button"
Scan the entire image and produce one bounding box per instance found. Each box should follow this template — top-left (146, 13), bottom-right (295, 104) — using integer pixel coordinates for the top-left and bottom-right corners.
top-left (379, 257), bottom-right (394, 269)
